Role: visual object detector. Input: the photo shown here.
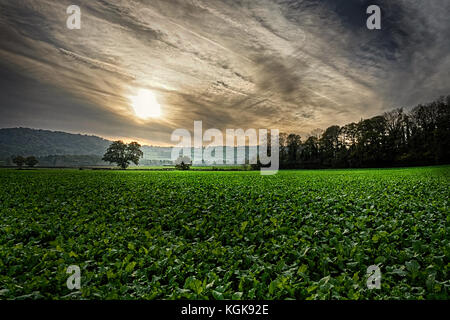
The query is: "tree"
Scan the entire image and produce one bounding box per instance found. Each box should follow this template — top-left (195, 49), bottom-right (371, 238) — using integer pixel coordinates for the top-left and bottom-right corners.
top-left (25, 156), bottom-right (39, 168)
top-left (286, 134), bottom-right (302, 165)
top-left (356, 116), bottom-right (388, 166)
top-left (339, 123), bottom-right (359, 167)
top-left (126, 142), bottom-right (144, 167)
top-left (300, 136), bottom-right (319, 165)
top-left (278, 95), bottom-right (449, 169)
top-left (12, 156), bottom-right (25, 169)
top-left (174, 156), bottom-right (192, 170)
top-left (102, 141), bottom-right (143, 169)
top-left (383, 108), bottom-right (408, 164)
top-left (279, 132), bottom-right (289, 166)
top-left (320, 125), bottom-right (340, 166)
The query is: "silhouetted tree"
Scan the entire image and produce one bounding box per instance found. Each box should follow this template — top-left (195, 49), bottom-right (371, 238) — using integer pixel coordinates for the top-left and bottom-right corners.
top-left (279, 133), bottom-right (289, 166)
top-left (175, 156), bottom-right (192, 170)
top-left (300, 136), bottom-right (319, 165)
top-left (320, 125), bottom-right (340, 166)
top-left (25, 156), bottom-right (39, 168)
top-left (287, 133), bottom-right (301, 165)
top-left (102, 141), bottom-right (143, 169)
top-left (276, 95), bottom-right (449, 169)
top-left (12, 156), bottom-right (25, 169)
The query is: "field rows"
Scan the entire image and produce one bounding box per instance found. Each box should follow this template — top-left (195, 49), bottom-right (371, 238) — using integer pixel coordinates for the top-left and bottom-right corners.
top-left (0, 167), bottom-right (449, 299)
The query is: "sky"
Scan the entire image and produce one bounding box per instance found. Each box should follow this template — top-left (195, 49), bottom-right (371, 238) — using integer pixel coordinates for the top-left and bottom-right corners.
top-left (0, 0), bottom-right (449, 145)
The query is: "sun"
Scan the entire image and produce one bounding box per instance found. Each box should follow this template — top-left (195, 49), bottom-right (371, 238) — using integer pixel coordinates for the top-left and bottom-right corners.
top-left (130, 89), bottom-right (161, 119)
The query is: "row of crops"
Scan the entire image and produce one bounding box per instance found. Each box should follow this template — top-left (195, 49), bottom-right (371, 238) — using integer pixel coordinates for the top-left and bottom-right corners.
top-left (0, 166), bottom-right (449, 299)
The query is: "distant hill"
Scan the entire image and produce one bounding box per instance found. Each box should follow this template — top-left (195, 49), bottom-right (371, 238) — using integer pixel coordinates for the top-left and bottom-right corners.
top-left (0, 128), bottom-right (111, 158)
top-left (0, 127), bottom-right (256, 167)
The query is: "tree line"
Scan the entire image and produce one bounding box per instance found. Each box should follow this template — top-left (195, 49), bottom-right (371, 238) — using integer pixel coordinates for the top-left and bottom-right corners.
top-left (7, 96), bottom-right (449, 170)
top-left (277, 95), bottom-right (450, 169)
top-left (12, 156), bottom-right (39, 168)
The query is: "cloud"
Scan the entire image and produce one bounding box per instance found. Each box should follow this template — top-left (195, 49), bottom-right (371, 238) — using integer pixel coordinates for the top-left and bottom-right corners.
top-left (0, 0), bottom-right (449, 144)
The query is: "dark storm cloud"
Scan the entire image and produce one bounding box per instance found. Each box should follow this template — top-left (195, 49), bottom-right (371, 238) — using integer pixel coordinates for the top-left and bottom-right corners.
top-left (0, 0), bottom-right (449, 144)
top-left (253, 55), bottom-right (304, 101)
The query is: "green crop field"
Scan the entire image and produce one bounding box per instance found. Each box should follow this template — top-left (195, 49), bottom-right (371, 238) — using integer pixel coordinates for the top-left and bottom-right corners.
top-left (0, 166), bottom-right (449, 300)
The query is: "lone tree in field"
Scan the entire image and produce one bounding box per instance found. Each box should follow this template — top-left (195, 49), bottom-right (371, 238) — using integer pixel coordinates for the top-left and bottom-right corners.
top-left (12, 156), bottom-right (25, 169)
top-left (102, 140), bottom-right (143, 169)
top-left (174, 156), bottom-right (192, 170)
top-left (25, 156), bottom-right (39, 168)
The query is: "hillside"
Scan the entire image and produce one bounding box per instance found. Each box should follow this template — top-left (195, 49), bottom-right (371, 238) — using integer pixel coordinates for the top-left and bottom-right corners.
top-left (0, 128), bottom-right (258, 167)
top-left (0, 128), bottom-right (175, 166)
top-left (0, 128), bottom-right (111, 158)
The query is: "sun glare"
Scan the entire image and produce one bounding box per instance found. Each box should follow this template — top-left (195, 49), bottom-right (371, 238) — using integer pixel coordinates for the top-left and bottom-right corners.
top-left (130, 89), bottom-right (161, 119)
